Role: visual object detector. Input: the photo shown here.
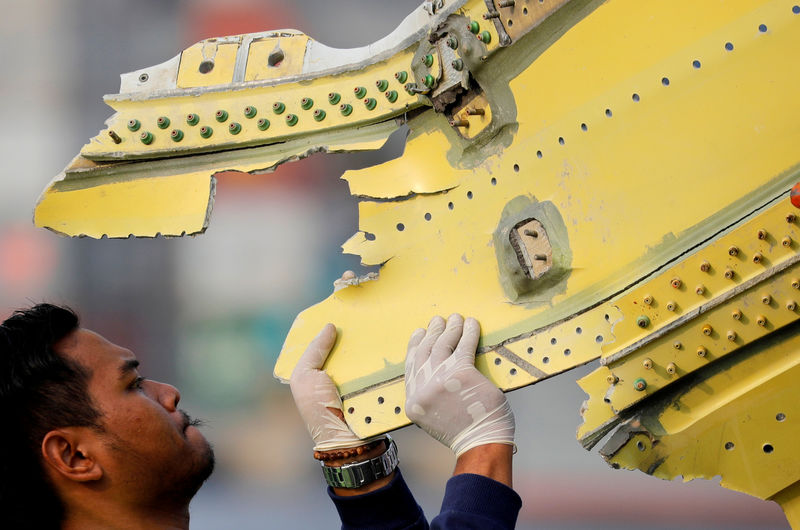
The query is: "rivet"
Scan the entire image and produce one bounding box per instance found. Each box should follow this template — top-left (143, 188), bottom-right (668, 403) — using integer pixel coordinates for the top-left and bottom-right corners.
top-left (450, 119), bottom-right (469, 128)
top-left (702, 324), bottom-right (713, 336)
top-left (731, 309), bottom-right (742, 320)
top-left (483, 11), bottom-right (500, 19)
top-left (170, 129), bottom-right (183, 142)
top-left (753, 252), bottom-right (764, 264)
top-left (228, 122), bottom-right (241, 135)
top-left (642, 358), bottom-right (653, 370)
top-left (793, 278), bottom-right (800, 289)
top-left (300, 98), bottom-right (314, 110)
top-left (728, 246), bottom-right (739, 256)
top-left (257, 118), bottom-right (270, 131)
top-left (354, 86), bottom-right (367, 99)
top-left (127, 119), bottom-right (141, 132)
top-left (272, 102), bottom-right (285, 114)
top-left (157, 116), bottom-right (170, 129)
top-left (757, 315), bottom-right (767, 327)
top-left (422, 54), bottom-right (434, 68)
top-left (394, 71), bottom-right (408, 84)
top-left (469, 21), bottom-right (480, 34)
top-left (186, 113), bottom-right (200, 126)
top-left (700, 260), bottom-right (711, 272)
top-left (364, 98), bottom-right (377, 110)
top-left (787, 300), bottom-right (797, 311)
top-left (376, 79), bottom-right (389, 92)
top-left (139, 131), bottom-right (154, 144)
top-left (424, 74), bottom-right (435, 88)
top-left (385, 90), bottom-right (398, 103)
top-left (673, 341), bottom-right (682, 349)
top-left (215, 110), bottom-right (228, 122)
top-left (757, 229), bottom-right (767, 240)
top-left (643, 295), bottom-right (653, 306)
top-left (666, 363), bottom-right (677, 375)
top-left (671, 277), bottom-right (682, 289)
top-left (285, 114), bottom-right (298, 126)
top-left (633, 378), bottom-right (647, 391)
top-left (636, 315), bottom-right (650, 328)
top-left (340, 104), bottom-right (353, 116)
top-left (724, 268), bottom-right (735, 279)
top-left (762, 294), bottom-right (772, 305)
top-left (666, 301), bottom-right (677, 311)
top-left (479, 30), bottom-right (492, 44)
top-left (697, 346), bottom-right (708, 357)
top-left (452, 59), bottom-right (464, 71)
top-left (405, 83), bottom-right (418, 95)
top-left (727, 330), bottom-right (737, 341)
top-left (498, 0), bottom-right (516, 6)
top-left (606, 374), bottom-right (619, 385)
top-left (782, 236), bottom-right (793, 247)
top-left (447, 36), bottom-right (459, 49)
top-left (787, 213), bottom-right (797, 223)
top-left (328, 92), bottom-right (341, 105)
top-left (244, 106), bottom-right (257, 119)
top-left (108, 130), bottom-right (122, 144)
top-left (466, 107), bottom-right (485, 116)
top-left (695, 284), bottom-right (706, 295)
top-left (313, 109), bottom-right (326, 122)
top-left (199, 126), bottom-right (213, 138)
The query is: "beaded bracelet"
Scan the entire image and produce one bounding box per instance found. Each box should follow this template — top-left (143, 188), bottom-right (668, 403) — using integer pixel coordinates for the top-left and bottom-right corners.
top-left (313, 438), bottom-right (385, 462)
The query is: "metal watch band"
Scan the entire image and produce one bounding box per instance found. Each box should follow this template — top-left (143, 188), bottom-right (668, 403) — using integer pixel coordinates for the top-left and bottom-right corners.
top-left (321, 436), bottom-right (399, 489)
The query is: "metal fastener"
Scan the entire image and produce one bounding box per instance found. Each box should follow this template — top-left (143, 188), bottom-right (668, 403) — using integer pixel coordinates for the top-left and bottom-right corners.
top-left (215, 110), bottom-right (228, 122)
top-left (228, 122), bottom-right (241, 135)
top-left (452, 59), bottom-right (464, 71)
top-left (466, 107), bottom-right (485, 116)
top-left (450, 119), bottom-right (469, 127)
top-left (793, 279), bottom-right (800, 289)
top-left (697, 346), bottom-right (708, 357)
top-left (469, 21), bottom-right (480, 33)
top-left (757, 229), bottom-right (767, 240)
top-left (666, 301), bottom-right (677, 311)
top-left (702, 324), bottom-right (713, 336)
top-left (422, 54), bottom-right (434, 67)
top-left (724, 268), bottom-right (735, 279)
top-left (753, 252), bottom-right (763, 264)
top-left (394, 71), bottom-right (408, 84)
top-left (782, 236), bottom-right (793, 247)
top-left (479, 30), bottom-right (492, 44)
top-left (385, 90), bottom-right (398, 103)
top-left (127, 119), bottom-right (141, 132)
top-left (285, 114), bottom-right (298, 126)
top-left (606, 374), bottom-right (619, 385)
top-left (300, 98), bottom-right (314, 110)
top-left (157, 116), bottom-right (170, 129)
top-left (257, 118), bottom-right (270, 131)
top-left (244, 106), bottom-right (257, 119)
top-left (643, 295), bottom-right (653, 305)
top-left (673, 341), bottom-right (682, 349)
top-left (498, 0), bottom-right (516, 6)
top-left (273, 102), bottom-right (285, 114)
top-left (199, 126), bottom-right (213, 138)
top-left (170, 129), bottom-right (183, 142)
top-left (732, 309), bottom-right (742, 320)
top-left (139, 131), bottom-right (154, 144)
top-left (727, 330), bottom-right (737, 341)
top-left (696, 284), bottom-right (706, 295)
top-left (186, 113), bottom-right (200, 126)
top-left (376, 79), bottom-right (389, 92)
top-left (328, 92), bottom-right (341, 105)
top-left (108, 130), bottom-right (122, 144)
top-left (633, 378), bottom-right (647, 391)
top-left (642, 358), bottom-right (653, 369)
top-left (728, 246), bottom-right (739, 256)
top-left (762, 294), bottom-right (772, 304)
top-left (636, 315), bottom-right (650, 328)
top-left (483, 11), bottom-right (500, 19)
top-left (666, 363), bottom-right (677, 375)
top-left (447, 36), bottom-right (459, 49)
top-left (787, 213), bottom-right (797, 223)
top-left (339, 104), bottom-right (353, 116)
top-left (788, 300), bottom-right (797, 311)
top-left (700, 260), bottom-right (711, 272)
top-left (671, 277), bottom-right (682, 289)
top-left (313, 109), bottom-right (326, 122)
top-left (757, 315), bottom-right (767, 327)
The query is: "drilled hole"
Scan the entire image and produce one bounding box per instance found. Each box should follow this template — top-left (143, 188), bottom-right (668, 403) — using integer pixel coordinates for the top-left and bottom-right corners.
top-left (605, 108), bottom-right (612, 117)
top-left (794, 5), bottom-right (800, 14)
top-left (632, 93), bottom-right (640, 102)
top-left (603, 397), bottom-right (611, 403)
top-left (510, 368), bottom-right (517, 375)
top-left (424, 212), bottom-right (432, 221)
top-left (763, 443), bottom-right (774, 454)
top-left (513, 163), bottom-right (520, 172)
top-left (536, 150), bottom-right (543, 158)
top-left (365, 416), bottom-right (372, 424)
top-left (576, 327), bottom-right (582, 334)
top-left (604, 314), bottom-right (610, 321)
top-left (198, 60), bottom-right (215, 74)
top-left (558, 137), bottom-right (565, 145)
top-left (494, 357), bottom-right (501, 365)
top-left (527, 346), bottom-right (533, 354)
top-left (448, 202), bottom-right (455, 210)
top-left (550, 337), bottom-right (557, 345)
top-left (637, 441), bottom-right (645, 451)
top-left (396, 223), bottom-right (405, 231)
top-left (395, 406), bottom-right (401, 414)
top-left (542, 356), bottom-right (550, 364)
top-left (138, 73), bottom-right (149, 83)
top-left (467, 191), bottom-right (473, 199)
top-left (581, 123), bottom-right (588, 131)
top-left (777, 412), bottom-right (786, 422)
top-left (508, 19), bottom-right (513, 26)
top-left (268, 49), bottom-right (285, 67)
top-left (347, 407), bottom-right (355, 414)
top-left (725, 42), bottom-right (734, 51)
top-left (365, 232), bottom-right (376, 241)
top-left (596, 335), bottom-right (604, 343)
top-left (759, 23), bottom-right (767, 32)
top-left (693, 59), bottom-right (701, 69)
top-left (661, 77), bottom-right (670, 86)
top-left (523, 7), bottom-right (528, 14)
top-left (564, 348), bottom-right (571, 356)
top-left (377, 396), bottom-right (384, 404)
top-left (725, 441), bottom-right (734, 450)
top-left (491, 177), bottom-right (497, 185)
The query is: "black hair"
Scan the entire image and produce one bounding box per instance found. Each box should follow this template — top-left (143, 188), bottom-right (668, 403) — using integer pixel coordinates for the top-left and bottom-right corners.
top-left (0, 303), bottom-right (101, 529)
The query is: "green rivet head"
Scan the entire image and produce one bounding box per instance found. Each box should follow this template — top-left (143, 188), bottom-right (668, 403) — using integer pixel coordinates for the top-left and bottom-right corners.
top-left (156, 116), bottom-right (170, 129)
top-left (199, 126), bottom-right (213, 138)
top-left (423, 54), bottom-right (434, 67)
top-left (636, 315), bottom-right (651, 328)
top-left (139, 131), bottom-right (154, 144)
top-left (285, 114), bottom-right (298, 126)
top-left (257, 118), bottom-right (270, 131)
top-left (469, 21), bottom-right (480, 34)
top-left (300, 98), bottom-right (314, 110)
top-left (228, 122), bottom-right (241, 135)
top-left (447, 36), bottom-right (459, 49)
top-left (354, 86), bottom-right (367, 99)
top-left (634, 378), bottom-right (647, 392)
top-left (424, 74), bottom-right (435, 88)
top-left (339, 103), bottom-right (353, 116)
top-left (394, 71), bottom-right (408, 84)
top-left (328, 92), bottom-right (341, 105)
top-left (452, 59), bottom-right (464, 71)
top-left (244, 106), bottom-right (257, 119)
top-left (364, 98), bottom-right (377, 110)
top-left (385, 90), bottom-right (398, 103)
top-left (186, 113), bottom-right (200, 126)
top-left (170, 129), bottom-right (184, 142)
top-left (272, 102), bottom-right (285, 114)
top-left (215, 110), bottom-right (228, 122)
top-left (405, 83), bottom-right (417, 95)
top-left (127, 119), bottom-right (141, 132)
top-left (480, 30), bottom-right (491, 44)
top-left (313, 109), bottom-right (326, 122)
top-left (376, 79), bottom-right (389, 92)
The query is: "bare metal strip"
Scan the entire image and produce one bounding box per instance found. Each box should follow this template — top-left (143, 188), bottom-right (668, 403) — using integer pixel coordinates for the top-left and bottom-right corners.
top-left (493, 346), bottom-right (548, 379)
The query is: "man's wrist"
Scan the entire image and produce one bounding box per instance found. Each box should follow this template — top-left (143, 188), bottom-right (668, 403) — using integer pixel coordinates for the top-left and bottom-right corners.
top-left (324, 438), bottom-right (397, 496)
top-left (453, 443), bottom-right (513, 487)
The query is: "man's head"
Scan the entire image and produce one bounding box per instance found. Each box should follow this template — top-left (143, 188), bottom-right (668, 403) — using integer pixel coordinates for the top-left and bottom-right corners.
top-left (0, 304), bottom-right (214, 528)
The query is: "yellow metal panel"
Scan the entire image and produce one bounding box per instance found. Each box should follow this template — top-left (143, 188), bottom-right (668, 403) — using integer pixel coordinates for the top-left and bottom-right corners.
top-left (177, 40), bottom-right (240, 88)
top-left (245, 35), bottom-right (309, 81)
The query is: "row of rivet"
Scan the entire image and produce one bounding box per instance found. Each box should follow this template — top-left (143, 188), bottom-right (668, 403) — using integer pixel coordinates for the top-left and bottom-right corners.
top-left (112, 74), bottom-right (411, 145)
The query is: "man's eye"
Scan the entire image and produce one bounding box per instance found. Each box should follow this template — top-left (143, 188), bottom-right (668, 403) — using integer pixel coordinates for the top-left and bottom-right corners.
top-left (130, 377), bottom-right (146, 390)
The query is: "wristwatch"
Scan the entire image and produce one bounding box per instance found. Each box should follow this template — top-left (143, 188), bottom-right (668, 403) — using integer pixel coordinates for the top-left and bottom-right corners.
top-left (321, 436), bottom-right (399, 489)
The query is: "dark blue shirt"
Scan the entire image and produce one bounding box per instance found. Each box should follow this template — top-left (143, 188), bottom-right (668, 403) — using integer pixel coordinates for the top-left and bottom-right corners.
top-left (329, 468), bottom-right (522, 529)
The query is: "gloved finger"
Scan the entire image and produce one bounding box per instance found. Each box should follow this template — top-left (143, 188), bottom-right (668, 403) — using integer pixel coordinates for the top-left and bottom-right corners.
top-left (409, 316), bottom-right (446, 377)
top-left (294, 323), bottom-right (337, 373)
top-left (430, 314), bottom-right (464, 366)
top-left (405, 327), bottom-right (426, 375)
top-left (453, 317), bottom-right (481, 364)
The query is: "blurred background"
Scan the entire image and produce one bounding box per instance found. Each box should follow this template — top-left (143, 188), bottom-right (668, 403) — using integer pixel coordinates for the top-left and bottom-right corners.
top-left (0, 0), bottom-right (790, 527)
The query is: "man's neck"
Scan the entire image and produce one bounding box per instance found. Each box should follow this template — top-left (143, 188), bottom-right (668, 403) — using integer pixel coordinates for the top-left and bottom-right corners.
top-left (61, 501), bottom-right (191, 530)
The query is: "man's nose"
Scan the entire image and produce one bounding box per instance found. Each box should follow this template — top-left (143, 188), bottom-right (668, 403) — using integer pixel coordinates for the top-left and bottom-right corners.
top-left (152, 380), bottom-right (181, 411)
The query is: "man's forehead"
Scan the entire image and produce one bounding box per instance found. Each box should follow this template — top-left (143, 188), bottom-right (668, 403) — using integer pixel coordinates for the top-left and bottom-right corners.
top-left (56, 328), bottom-right (136, 369)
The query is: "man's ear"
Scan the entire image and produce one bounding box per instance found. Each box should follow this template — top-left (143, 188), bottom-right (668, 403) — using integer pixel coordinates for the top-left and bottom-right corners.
top-left (42, 429), bottom-right (103, 483)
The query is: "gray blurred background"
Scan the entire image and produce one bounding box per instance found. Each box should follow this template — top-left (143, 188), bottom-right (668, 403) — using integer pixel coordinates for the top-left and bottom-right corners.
top-left (0, 0), bottom-right (789, 527)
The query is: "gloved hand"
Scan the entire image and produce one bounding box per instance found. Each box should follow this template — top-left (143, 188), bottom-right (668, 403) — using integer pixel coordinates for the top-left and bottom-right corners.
top-left (404, 314), bottom-right (515, 457)
top-left (290, 323), bottom-right (366, 451)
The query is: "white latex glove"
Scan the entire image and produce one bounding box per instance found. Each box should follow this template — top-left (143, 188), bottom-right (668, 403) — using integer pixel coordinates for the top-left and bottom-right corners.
top-left (290, 324), bottom-right (366, 451)
top-left (405, 314), bottom-right (515, 457)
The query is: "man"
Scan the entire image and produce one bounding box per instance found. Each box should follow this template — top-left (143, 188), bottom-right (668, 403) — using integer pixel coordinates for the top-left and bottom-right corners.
top-left (1, 304), bottom-right (520, 528)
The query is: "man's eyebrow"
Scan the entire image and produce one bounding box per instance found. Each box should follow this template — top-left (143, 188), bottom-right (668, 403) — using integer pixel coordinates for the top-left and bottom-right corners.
top-left (119, 359), bottom-right (140, 380)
